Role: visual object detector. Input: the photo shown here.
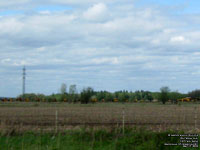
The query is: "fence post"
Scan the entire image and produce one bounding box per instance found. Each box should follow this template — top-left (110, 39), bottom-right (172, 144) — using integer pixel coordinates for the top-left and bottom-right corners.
top-left (174, 107), bottom-right (177, 130)
top-left (194, 107), bottom-right (197, 130)
top-left (183, 106), bottom-right (186, 130)
top-left (122, 108), bottom-right (125, 135)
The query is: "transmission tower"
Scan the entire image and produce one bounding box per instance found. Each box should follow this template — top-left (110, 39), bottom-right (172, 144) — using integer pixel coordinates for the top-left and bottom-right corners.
top-left (22, 66), bottom-right (26, 99)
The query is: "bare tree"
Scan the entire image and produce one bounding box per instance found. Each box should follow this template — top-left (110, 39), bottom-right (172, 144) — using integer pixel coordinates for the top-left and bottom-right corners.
top-left (69, 84), bottom-right (78, 103)
top-left (60, 83), bottom-right (67, 94)
top-left (69, 85), bottom-right (77, 94)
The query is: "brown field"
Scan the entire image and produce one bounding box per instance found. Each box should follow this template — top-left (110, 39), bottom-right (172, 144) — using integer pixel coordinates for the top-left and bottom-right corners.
top-left (0, 102), bottom-right (200, 133)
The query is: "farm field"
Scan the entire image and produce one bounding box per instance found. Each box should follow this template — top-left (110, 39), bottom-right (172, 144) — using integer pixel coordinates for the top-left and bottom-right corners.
top-left (0, 102), bottom-right (200, 133)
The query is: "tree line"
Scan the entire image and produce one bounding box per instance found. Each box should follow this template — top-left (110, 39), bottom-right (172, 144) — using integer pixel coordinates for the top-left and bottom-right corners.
top-left (15, 83), bottom-right (200, 104)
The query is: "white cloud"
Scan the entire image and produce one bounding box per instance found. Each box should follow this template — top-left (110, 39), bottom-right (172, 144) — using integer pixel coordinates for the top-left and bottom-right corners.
top-left (0, 18), bottom-right (24, 34)
top-left (170, 36), bottom-right (185, 42)
top-left (83, 3), bottom-right (109, 21)
top-left (36, 47), bottom-right (46, 52)
top-left (43, 0), bottom-right (127, 5)
top-left (39, 11), bottom-right (51, 15)
top-left (89, 57), bottom-right (119, 65)
top-left (1, 58), bottom-right (11, 64)
top-left (0, 1), bottom-right (200, 96)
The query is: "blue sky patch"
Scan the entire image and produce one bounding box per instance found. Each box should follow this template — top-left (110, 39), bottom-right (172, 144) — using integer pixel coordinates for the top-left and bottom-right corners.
top-left (35, 5), bottom-right (73, 12)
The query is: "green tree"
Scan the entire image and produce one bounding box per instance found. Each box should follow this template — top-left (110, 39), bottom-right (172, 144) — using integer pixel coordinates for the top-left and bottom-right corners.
top-left (147, 93), bottom-right (153, 102)
top-left (151, 92), bottom-right (160, 100)
top-left (105, 92), bottom-right (113, 102)
top-left (160, 86), bottom-right (170, 104)
top-left (96, 91), bottom-right (105, 101)
top-left (80, 87), bottom-right (94, 104)
top-left (188, 89), bottom-right (200, 99)
top-left (128, 92), bottom-right (135, 102)
top-left (59, 93), bottom-right (68, 102)
top-left (144, 91), bottom-right (153, 102)
top-left (37, 94), bottom-right (45, 101)
top-left (135, 91), bottom-right (141, 101)
top-left (18, 93), bottom-right (39, 101)
top-left (169, 91), bottom-right (181, 104)
top-left (124, 91), bottom-right (129, 101)
top-left (118, 93), bottom-right (126, 102)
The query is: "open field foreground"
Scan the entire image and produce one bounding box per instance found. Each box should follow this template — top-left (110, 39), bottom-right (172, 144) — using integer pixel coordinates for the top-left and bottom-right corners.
top-left (0, 129), bottom-right (199, 150)
top-left (0, 102), bottom-right (200, 133)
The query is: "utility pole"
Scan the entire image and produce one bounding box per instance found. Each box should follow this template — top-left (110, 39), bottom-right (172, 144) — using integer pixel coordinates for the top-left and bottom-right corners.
top-left (22, 66), bottom-right (26, 100)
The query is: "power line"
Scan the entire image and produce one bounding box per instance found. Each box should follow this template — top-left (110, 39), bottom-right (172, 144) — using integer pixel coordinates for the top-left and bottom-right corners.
top-left (22, 66), bottom-right (26, 99)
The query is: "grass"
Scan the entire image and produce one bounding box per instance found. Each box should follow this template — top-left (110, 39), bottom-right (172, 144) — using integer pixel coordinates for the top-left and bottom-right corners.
top-left (1, 128), bottom-right (199, 150)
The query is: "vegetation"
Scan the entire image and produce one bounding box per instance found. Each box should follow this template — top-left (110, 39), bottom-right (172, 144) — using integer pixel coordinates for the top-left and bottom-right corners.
top-left (60, 83), bottom-right (67, 95)
top-left (15, 90), bottom-right (186, 104)
top-left (80, 87), bottom-right (94, 104)
top-left (4, 84), bottom-right (194, 104)
top-left (188, 89), bottom-right (200, 99)
top-left (160, 86), bottom-right (170, 104)
top-left (0, 128), bottom-right (198, 150)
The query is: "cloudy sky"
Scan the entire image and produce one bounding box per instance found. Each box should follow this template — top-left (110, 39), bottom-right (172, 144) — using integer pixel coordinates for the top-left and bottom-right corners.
top-left (1, 0), bottom-right (200, 97)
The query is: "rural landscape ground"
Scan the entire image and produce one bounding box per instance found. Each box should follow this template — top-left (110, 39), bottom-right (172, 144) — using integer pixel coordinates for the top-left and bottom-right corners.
top-left (0, 102), bottom-right (200, 132)
top-left (0, 102), bottom-right (199, 149)
top-left (1, 0), bottom-right (200, 149)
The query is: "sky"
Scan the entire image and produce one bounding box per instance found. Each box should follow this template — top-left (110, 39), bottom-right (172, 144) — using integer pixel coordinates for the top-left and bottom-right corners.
top-left (0, 0), bottom-right (200, 97)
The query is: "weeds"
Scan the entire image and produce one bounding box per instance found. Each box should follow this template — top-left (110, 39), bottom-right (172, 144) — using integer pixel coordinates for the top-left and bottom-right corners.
top-left (0, 128), bottom-right (198, 150)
